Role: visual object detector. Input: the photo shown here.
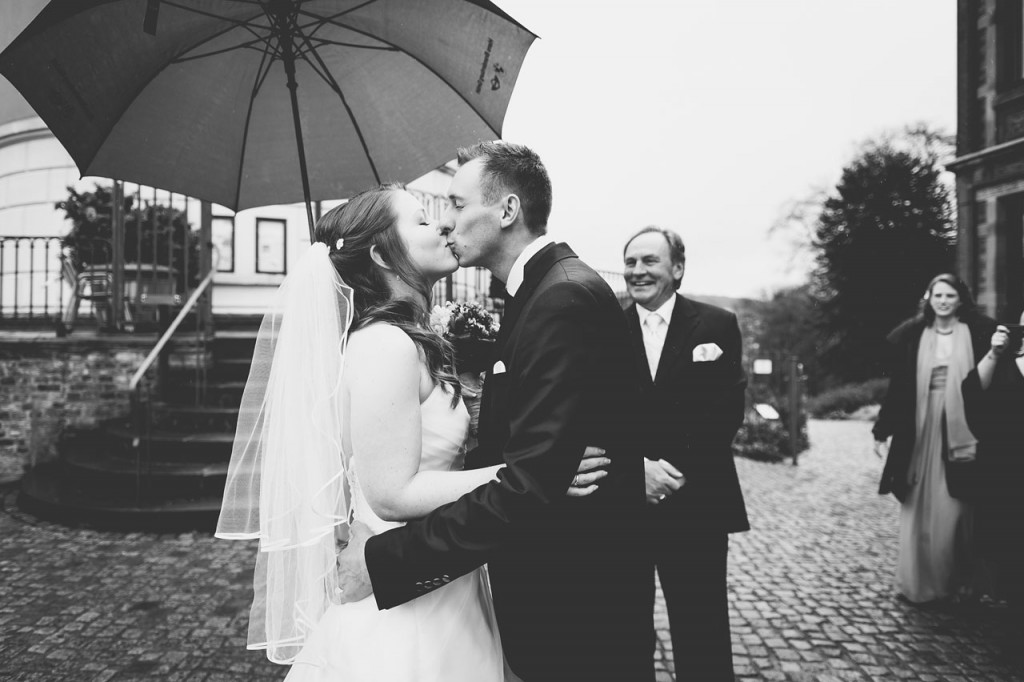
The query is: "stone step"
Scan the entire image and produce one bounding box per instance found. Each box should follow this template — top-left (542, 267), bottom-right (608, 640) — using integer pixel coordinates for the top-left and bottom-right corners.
top-left (19, 462), bottom-right (222, 533)
top-left (151, 404), bottom-right (239, 433)
top-left (100, 418), bottom-right (233, 463)
top-left (59, 440), bottom-right (229, 502)
top-left (162, 380), bottom-right (247, 408)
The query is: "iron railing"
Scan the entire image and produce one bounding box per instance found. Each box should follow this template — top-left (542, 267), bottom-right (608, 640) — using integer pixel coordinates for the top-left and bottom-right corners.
top-left (0, 236), bottom-right (72, 324)
top-left (0, 185), bottom-right (203, 333)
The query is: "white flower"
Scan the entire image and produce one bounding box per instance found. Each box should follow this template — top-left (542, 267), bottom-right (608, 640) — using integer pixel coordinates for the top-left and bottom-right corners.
top-left (429, 303), bottom-right (453, 336)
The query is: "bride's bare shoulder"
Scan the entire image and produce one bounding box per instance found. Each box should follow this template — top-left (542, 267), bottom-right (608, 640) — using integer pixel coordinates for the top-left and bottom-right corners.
top-left (347, 323), bottom-right (417, 364)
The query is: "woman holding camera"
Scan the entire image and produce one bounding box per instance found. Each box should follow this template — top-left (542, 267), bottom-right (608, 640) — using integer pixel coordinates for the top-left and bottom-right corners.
top-left (961, 315), bottom-right (1024, 612)
top-left (873, 274), bottom-right (996, 604)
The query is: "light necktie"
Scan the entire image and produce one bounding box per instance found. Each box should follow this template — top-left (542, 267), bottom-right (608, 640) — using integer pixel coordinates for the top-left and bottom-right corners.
top-left (643, 312), bottom-right (666, 380)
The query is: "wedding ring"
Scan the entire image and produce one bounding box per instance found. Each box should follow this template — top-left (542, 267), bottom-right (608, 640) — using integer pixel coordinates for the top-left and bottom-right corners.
top-left (658, 494), bottom-right (667, 501)
top-left (572, 474), bottom-right (580, 487)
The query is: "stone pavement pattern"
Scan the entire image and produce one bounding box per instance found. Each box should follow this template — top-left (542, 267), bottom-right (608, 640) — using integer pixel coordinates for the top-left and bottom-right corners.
top-left (0, 420), bottom-right (1021, 681)
top-left (653, 419), bottom-right (1023, 682)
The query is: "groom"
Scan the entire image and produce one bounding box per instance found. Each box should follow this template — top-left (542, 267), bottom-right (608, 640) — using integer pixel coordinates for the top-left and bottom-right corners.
top-left (337, 141), bottom-right (653, 681)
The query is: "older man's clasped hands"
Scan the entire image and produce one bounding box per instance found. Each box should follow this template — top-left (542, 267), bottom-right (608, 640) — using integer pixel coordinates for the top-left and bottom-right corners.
top-left (644, 457), bottom-right (685, 504)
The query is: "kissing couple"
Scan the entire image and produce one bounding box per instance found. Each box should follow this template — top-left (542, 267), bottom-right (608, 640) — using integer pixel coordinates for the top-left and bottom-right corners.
top-left (217, 141), bottom-right (655, 681)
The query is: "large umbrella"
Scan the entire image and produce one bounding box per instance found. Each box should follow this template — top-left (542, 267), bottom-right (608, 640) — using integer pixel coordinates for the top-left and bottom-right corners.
top-left (0, 0), bottom-right (535, 239)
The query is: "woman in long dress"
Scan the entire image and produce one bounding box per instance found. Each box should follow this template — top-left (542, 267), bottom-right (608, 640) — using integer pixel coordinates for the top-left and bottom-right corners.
top-left (215, 185), bottom-right (604, 680)
top-left (962, 317), bottom-right (1024, 613)
top-left (873, 273), bottom-right (995, 603)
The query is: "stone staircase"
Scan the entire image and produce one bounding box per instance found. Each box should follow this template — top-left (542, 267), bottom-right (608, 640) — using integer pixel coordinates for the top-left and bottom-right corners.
top-left (18, 326), bottom-right (257, 532)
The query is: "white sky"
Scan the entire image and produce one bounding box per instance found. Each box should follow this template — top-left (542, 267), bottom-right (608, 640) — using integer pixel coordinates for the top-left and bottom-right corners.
top-left (493, 0), bottom-right (956, 298)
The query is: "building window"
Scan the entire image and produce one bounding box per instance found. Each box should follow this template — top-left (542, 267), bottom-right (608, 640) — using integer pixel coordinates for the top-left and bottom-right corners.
top-left (256, 218), bottom-right (287, 275)
top-left (998, 0), bottom-right (1024, 85)
top-left (212, 215), bottom-right (235, 273)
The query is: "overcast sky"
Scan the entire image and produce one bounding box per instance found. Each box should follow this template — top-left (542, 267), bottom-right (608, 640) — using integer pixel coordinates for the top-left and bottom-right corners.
top-left (493, 0), bottom-right (956, 298)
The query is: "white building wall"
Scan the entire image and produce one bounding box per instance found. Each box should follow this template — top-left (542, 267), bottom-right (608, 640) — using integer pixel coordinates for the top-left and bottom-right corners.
top-left (0, 117), bottom-right (456, 316)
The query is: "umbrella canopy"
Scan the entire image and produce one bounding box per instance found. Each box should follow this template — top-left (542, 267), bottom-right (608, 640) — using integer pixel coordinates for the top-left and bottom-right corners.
top-left (0, 0), bottom-right (535, 237)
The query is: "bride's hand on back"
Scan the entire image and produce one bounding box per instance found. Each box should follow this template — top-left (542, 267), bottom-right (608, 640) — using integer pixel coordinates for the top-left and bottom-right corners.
top-left (566, 446), bottom-right (610, 498)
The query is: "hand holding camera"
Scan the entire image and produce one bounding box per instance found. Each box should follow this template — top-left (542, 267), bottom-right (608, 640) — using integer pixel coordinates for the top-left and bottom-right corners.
top-left (992, 324), bottom-right (1024, 358)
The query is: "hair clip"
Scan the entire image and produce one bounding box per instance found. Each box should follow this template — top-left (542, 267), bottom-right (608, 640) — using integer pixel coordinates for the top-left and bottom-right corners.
top-left (335, 238), bottom-right (345, 250)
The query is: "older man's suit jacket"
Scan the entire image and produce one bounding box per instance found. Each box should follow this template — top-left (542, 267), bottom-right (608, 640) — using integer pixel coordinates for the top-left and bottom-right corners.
top-left (624, 294), bottom-right (749, 533)
top-left (365, 243), bottom-right (652, 681)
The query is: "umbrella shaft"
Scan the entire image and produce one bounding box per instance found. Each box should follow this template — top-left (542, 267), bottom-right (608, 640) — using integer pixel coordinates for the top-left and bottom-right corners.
top-left (271, 4), bottom-right (316, 241)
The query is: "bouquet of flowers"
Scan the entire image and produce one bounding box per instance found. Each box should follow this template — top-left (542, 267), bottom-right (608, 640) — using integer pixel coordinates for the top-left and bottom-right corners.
top-left (429, 301), bottom-right (499, 375)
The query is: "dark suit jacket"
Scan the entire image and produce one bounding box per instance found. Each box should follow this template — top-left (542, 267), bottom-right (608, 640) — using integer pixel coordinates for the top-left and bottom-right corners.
top-left (624, 294), bottom-right (750, 534)
top-left (365, 243), bottom-right (651, 680)
top-left (874, 314), bottom-right (996, 502)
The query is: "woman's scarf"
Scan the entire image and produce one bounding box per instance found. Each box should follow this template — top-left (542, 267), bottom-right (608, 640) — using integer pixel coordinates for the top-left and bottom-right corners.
top-left (914, 321), bottom-right (977, 464)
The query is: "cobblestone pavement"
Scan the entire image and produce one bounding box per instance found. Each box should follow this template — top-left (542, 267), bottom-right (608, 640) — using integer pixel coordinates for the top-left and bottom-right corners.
top-left (1, 420), bottom-right (1021, 681)
top-left (655, 419), bottom-right (1022, 682)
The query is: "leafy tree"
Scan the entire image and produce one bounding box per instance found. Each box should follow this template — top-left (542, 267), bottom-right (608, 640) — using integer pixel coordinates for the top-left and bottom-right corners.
top-left (811, 126), bottom-right (956, 381)
top-left (749, 285), bottom-right (825, 393)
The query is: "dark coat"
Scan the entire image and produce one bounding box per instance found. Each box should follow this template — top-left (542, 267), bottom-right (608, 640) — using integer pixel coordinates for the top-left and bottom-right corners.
top-left (364, 243), bottom-right (652, 681)
top-left (962, 361), bottom-right (1024, 562)
top-left (873, 314), bottom-right (996, 502)
top-left (624, 295), bottom-right (750, 533)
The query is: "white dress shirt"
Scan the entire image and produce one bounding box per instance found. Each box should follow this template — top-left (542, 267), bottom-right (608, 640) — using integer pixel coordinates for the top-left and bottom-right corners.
top-left (636, 295), bottom-right (675, 380)
top-left (505, 236), bottom-right (556, 297)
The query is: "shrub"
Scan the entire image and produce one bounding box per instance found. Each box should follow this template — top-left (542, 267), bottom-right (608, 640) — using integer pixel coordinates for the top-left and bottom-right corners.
top-left (57, 184), bottom-right (201, 290)
top-left (734, 382), bottom-right (809, 462)
top-left (806, 378), bottom-right (889, 418)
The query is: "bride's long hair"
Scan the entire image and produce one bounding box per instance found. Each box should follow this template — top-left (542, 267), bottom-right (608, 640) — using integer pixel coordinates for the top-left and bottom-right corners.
top-left (314, 184), bottom-right (461, 401)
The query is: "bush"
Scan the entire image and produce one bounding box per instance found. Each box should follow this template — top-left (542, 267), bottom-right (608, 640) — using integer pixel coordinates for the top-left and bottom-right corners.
top-left (806, 378), bottom-right (889, 418)
top-left (57, 184), bottom-right (201, 290)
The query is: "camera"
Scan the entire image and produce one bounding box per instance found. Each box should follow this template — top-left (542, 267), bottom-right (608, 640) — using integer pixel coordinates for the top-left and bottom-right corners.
top-left (1005, 324), bottom-right (1024, 356)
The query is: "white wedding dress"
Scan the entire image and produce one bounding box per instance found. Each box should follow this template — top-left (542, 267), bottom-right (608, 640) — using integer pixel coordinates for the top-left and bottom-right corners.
top-left (284, 385), bottom-right (508, 681)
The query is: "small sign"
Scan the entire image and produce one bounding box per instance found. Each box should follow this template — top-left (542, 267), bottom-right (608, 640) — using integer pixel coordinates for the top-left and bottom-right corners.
top-left (753, 359), bottom-right (773, 375)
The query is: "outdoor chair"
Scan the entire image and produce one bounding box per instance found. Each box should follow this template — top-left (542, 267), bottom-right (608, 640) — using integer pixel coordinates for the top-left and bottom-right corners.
top-left (56, 248), bottom-right (133, 336)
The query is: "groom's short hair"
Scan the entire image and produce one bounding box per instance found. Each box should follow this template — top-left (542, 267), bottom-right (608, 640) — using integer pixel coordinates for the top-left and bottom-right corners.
top-left (457, 141), bottom-right (552, 235)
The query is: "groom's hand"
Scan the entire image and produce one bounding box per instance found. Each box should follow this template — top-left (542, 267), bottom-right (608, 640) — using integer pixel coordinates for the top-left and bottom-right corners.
top-left (334, 520), bottom-right (374, 604)
top-left (566, 446), bottom-right (611, 497)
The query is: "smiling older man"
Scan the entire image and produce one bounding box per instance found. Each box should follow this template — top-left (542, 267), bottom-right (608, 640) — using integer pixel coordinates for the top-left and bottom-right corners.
top-left (622, 226), bottom-right (749, 681)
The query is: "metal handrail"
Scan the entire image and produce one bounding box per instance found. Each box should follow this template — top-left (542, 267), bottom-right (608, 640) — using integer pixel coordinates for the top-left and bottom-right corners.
top-left (129, 249), bottom-right (218, 392)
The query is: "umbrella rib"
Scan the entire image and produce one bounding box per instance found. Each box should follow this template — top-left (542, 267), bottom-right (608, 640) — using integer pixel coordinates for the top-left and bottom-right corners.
top-left (171, 35), bottom-right (275, 64)
top-left (162, 1), bottom-right (270, 32)
top-left (233, 42), bottom-right (277, 211)
top-left (83, 9), bottom-right (267, 182)
top-left (293, 34), bottom-right (381, 184)
top-left (299, 37), bottom-right (397, 53)
top-left (297, 1), bottom-right (383, 42)
top-left (298, 15), bottom-right (501, 139)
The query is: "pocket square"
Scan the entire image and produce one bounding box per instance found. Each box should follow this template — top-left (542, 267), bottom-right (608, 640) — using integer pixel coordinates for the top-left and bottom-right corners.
top-left (492, 360), bottom-right (507, 375)
top-left (692, 342), bottom-right (723, 362)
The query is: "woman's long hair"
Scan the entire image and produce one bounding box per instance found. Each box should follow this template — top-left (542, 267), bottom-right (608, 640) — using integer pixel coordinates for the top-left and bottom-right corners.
top-left (314, 184), bottom-right (460, 402)
top-left (917, 273), bottom-right (977, 325)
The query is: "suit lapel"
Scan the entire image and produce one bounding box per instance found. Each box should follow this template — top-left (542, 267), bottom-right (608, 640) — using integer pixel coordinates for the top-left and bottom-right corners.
top-left (654, 294), bottom-right (700, 385)
top-left (624, 304), bottom-right (653, 388)
top-left (495, 242), bottom-right (576, 350)
top-left (481, 242), bottom-right (578, 439)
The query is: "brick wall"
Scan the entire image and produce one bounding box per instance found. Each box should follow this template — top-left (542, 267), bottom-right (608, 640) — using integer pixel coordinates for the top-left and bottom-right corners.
top-left (0, 333), bottom-right (154, 483)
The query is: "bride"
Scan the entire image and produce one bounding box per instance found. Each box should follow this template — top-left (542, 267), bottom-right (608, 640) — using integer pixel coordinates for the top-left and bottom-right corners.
top-left (215, 185), bottom-right (605, 680)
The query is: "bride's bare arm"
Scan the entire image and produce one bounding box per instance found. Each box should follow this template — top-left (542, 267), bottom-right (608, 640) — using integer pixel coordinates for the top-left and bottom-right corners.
top-left (347, 325), bottom-right (501, 523)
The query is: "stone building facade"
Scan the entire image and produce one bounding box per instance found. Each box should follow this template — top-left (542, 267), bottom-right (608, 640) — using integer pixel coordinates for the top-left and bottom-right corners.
top-left (952, 0), bottom-right (1024, 320)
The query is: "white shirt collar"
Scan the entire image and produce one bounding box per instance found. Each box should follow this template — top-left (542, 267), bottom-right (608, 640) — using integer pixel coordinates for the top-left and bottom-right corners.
top-left (636, 294), bottom-right (676, 326)
top-left (505, 235), bottom-right (556, 297)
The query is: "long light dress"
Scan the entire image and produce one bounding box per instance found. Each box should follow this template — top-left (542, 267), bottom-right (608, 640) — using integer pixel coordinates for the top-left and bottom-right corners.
top-left (896, 333), bottom-right (974, 603)
top-left (284, 385), bottom-right (508, 681)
